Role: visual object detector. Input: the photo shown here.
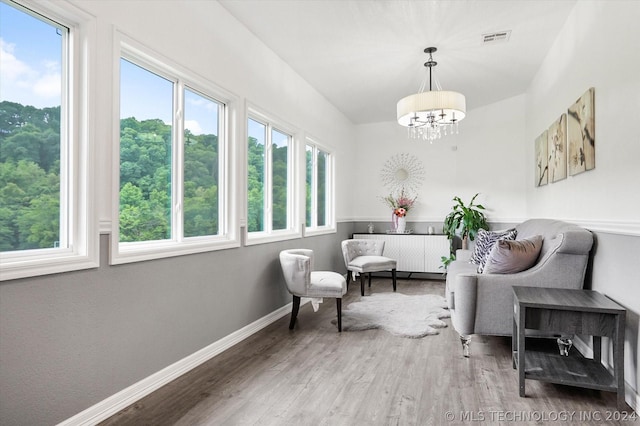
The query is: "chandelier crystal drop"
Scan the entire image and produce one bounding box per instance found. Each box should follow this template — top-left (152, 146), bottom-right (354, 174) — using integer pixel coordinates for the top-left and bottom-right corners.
top-left (397, 47), bottom-right (466, 143)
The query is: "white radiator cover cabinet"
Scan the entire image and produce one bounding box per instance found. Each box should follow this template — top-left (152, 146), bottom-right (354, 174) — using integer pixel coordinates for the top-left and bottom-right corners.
top-left (353, 234), bottom-right (449, 273)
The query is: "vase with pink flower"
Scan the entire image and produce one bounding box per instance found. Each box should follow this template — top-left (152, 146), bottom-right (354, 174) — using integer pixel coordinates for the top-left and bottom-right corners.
top-left (381, 188), bottom-right (417, 233)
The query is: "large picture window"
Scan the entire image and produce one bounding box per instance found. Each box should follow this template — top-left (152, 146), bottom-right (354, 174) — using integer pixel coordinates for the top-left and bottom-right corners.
top-left (0, 0), bottom-right (96, 280)
top-left (305, 140), bottom-right (334, 234)
top-left (246, 111), bottom-right (298, 243)
top-left (113, 35), bottom-right (236, 264)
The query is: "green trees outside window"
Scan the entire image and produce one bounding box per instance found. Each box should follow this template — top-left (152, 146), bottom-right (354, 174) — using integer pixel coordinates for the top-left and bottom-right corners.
top-left (247, 119), bottom-right (265, 233)
top-left (0, 102), bottom-right (62, 251)
top-left (271, 129), bottom-right (288, 231)
top-left (119, 59), bottom-right (173, 242)
top-left (183, 89), bottom-right (220, 238)
top-left (247, 117), bottom-right (290, 234)
top-left (0, 1), bottom-right (65, 252)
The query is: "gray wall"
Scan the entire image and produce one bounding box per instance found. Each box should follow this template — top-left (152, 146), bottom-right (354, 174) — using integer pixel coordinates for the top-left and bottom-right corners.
top-left (0, 223), bottom-right (353, 426)
top-left (587, 230), bottom-right (640, 398)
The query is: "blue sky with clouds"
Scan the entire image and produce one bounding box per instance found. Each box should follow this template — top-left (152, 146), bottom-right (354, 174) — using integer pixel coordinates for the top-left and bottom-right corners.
top-left (1, 1), bottom-right (219, 136)
top-left (0, 1), bottom-right (63, 109)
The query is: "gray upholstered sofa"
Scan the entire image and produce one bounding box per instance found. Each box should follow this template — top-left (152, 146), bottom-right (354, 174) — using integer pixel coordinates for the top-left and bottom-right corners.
top-left (445, 219), bottom-right (593, 356)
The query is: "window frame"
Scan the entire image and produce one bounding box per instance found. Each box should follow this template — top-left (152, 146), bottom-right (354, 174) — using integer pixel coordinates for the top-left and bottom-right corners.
top-left (0, 0), bottom-right (98, 281)
top-left (110, 32), bottom-right (239, 265)
top-left (304, 137), bottom-right (336, 237)
top-left (245, 106), bottom-right (300, 246)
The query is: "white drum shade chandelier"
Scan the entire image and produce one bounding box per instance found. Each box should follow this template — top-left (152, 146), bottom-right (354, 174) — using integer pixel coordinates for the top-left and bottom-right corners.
top-left (397, 47), bottom-right (466, 142)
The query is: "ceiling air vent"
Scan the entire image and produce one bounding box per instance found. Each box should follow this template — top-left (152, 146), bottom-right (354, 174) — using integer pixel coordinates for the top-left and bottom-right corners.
top-left (482, 30), bottom-right (511, 44)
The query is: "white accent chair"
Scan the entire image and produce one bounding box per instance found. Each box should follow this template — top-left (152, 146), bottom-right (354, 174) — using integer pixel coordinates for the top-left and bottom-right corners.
top-left (341, 239), bottom-right (397, 296)
top-left (279, 249), bottom-right (347, 331)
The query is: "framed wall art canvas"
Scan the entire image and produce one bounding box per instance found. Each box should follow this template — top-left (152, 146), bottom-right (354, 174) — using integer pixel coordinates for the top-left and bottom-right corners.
top-left (535, 130), bottom-right (548, 187)
top-left (567, 87), bottom-right (595, 176)
top-left (548, 113), bottom-right (567, 183)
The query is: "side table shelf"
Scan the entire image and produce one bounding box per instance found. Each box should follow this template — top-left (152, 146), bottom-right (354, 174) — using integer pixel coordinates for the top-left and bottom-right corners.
top-left (512, 349), bottom-right (618, 392)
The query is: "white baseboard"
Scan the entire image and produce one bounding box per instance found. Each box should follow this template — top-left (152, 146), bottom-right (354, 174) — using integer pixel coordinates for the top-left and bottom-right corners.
top-left (574, 337), bottom-right (639, 412)
top-left (58, 302), bottom-right (296, 426)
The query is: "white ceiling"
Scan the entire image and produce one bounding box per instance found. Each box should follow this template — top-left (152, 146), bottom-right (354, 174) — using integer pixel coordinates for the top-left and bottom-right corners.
top-left (219, 0), bottom-right (577, 125)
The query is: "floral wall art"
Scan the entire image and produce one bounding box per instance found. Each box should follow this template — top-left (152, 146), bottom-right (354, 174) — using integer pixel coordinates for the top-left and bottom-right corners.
top-left (567, 87), bottom-right (595, 175)
top-left (548, 113), bottom-right (567, 183)
top-left (535, 130), bottom-right (548, 187)
top-left (535, 88), bottom-right (595, 187)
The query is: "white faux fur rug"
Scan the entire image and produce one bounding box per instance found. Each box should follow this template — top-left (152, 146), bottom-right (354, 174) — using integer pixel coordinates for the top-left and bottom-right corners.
top-left (335, 292), bottom-right (450, 338)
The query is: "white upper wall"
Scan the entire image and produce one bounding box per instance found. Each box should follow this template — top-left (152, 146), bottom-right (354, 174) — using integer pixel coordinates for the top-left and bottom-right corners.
top-left (353, 94), bottom-right (528, 223)
top-left (524, 0), bottom-right (640, 231)
top-left (75, 0), bottom-right (357, 226)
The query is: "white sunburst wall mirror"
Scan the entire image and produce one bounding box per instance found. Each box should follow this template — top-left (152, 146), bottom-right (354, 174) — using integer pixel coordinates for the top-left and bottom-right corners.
top-left (380, 153), bottom-right (425, 194)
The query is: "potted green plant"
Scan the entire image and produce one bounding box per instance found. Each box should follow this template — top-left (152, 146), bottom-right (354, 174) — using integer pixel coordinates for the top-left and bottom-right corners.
top-left (441, 193), bottom-right (489, 268)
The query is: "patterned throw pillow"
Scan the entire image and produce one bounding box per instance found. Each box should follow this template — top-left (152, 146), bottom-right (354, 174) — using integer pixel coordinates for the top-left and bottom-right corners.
top-left (469, 228), bottom-right (517, 273)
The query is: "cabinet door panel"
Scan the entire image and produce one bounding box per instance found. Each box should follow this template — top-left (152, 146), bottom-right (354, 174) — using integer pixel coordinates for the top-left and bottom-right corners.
top-left (353, 234), bottom-right (447, 273)
top-left (424, 235), bottom-right (449, 273)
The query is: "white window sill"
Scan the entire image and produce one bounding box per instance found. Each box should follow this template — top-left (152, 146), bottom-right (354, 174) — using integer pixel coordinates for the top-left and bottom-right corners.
top-left (0, 250), bottom-right (99, 281)
top-left (111, 236), bottom-right (240, 265)
top-left (245, 229), bottom-right (302, 246)
top-left (303, 226), bottom-right (337, 238)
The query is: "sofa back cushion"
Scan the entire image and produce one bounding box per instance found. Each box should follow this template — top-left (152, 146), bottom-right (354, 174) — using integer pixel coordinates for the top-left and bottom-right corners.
top-left (515, 219), bottom-right (593, 266)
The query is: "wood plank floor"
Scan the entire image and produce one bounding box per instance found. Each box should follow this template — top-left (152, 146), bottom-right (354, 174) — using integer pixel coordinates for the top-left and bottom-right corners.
top-left (101, 279), bottom-right (635, 426)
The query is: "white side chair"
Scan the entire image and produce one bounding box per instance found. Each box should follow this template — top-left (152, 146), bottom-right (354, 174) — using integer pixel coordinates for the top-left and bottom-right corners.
top-left (279, 249), bottom-right (347, 332)
top-left (341, 239), bottom-right (397, 296)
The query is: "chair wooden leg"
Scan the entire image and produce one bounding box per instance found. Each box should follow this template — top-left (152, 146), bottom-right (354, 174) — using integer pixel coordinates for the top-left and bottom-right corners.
top-left (289, 295), bottom-right (301, 330)
top-left (368, 272), bottom-right (372, 288)
top-left (392, 269), bottom-right (397, 292)
top-left (346, 270), bottom-right (351, 288)
top-left (360, 273), bottom-right (366, 296)
top-left (336, 298), bottom-right (342, 332)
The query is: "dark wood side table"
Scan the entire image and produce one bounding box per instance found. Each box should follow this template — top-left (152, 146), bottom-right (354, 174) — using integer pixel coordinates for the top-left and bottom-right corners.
top-left (512, 286), bottom-right (626, 409)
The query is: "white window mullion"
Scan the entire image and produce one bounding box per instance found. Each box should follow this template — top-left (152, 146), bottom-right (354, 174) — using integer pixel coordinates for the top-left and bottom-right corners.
top-left (327, 152), bottom-right (334, 226)
top-left (265, 125), bottom-right (273, 233)
top-left (173, 80), bottom-right (184, 242)
top-left (217, 101), bottom-right (227, 237)
top-left (311, 145), bottom-right (319, 228)
top-left (59, 22), bottom-right (71, 250)
top-left (287, 134), bottom-right (295, 232)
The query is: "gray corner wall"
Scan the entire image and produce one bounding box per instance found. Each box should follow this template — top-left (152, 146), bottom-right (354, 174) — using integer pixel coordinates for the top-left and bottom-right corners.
top-left (0, 222), bottom-right (353, 426)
